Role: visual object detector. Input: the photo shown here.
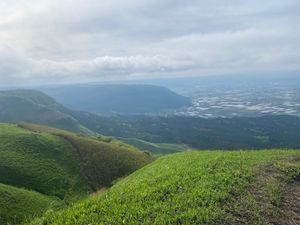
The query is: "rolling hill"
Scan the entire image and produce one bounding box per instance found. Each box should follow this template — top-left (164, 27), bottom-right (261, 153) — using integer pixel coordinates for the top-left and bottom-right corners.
top-left (0, 183), bottom-right (63, 225)
top-left (27, 150), bottom-right (300, 225)
top-left (19, 123), bottom-right (154, 189)
top-left (0, 90), bottom-right (91, 134)
top-left (0, 123), bottom-right (153, 224)
top-left (41, 84), bottom-right (191, 115)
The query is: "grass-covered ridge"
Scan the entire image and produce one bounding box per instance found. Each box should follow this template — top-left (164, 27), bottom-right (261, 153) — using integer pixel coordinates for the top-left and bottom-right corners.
top-left (18, 123), bottom-right (154, 190)
top-left (28, 150), bottom-right (300, 225)
top-left (0, 183), bottom-right (63, 225)
top-left (0, 123), bottom-right (154, 224)
top-left (0, 123), bottom-right (89, 200)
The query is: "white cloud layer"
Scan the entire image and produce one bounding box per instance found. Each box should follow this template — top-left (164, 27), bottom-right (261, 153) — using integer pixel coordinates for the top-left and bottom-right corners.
top-left (0, 0), bottom-right (299, 85)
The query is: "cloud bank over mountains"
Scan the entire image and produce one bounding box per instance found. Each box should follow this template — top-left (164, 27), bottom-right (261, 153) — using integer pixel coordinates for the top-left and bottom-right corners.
top-left (0, 0), bottom-right (299, 85)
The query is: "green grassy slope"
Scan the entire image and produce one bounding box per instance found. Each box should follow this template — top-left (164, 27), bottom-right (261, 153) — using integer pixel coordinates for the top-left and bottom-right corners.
top-left (0, 183), bottom-right (63, 225)
top-left (0, 90), bottom-right (92, 134)
top-left (0, 124), bottom-right (89, 200)
top-left (18, 123), bottom-right (154, 190)
top-left (29, 150), bottom-right (300, 225)
top-left (0, 123), bottom-right (154, 224)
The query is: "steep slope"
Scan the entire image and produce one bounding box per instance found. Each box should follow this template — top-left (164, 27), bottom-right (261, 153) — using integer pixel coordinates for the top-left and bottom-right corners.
top-left (18, 123), bottom-right (154, 189)
top-left (0, 90), bottom-right (91, 134)
top-left (28, 150), bottom-right (300, 225)
top-left (41, 84), bottom-right (191, 115)
top-left (0, 124), bottom-right (89, 200)
top-left (0, 123), bottom-right (154, 224)
top-left (0, 183), bottom-right (63, 225)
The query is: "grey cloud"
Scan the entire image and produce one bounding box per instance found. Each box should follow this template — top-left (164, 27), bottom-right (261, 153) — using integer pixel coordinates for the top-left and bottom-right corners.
top-left (0, 0), bottom-right (299, 85)
top-left (0, 44), bottom-right (192, 85)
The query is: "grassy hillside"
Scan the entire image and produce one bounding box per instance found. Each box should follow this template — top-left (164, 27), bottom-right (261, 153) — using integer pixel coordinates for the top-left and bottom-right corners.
top-left (0, 123), bottom-right (153, 224)
top-left (28, 150), bottom-right (300, 225)
top-left (42, 84), bottom-right (191, 115)
top-left (18, 123), bottom-right (154, 190)
top-left (0, 183), bottom-right (63, 225)
top-left (0, 124), bottom-right (89, 200)
top-left (0, 90), bottom-right (92, 134)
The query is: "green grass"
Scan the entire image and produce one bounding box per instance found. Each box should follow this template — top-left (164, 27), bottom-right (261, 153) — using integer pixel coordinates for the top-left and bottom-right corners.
top-left (0, 123), bottom-right (89, 200)
top-left (27, 150), bottom-right (300, 225)
top-left (0, 123), bottom-right (154, 224)
top-left (0, 183), bottom-right (63, 225)
top-left (18, 123), bottom-right (154, 190)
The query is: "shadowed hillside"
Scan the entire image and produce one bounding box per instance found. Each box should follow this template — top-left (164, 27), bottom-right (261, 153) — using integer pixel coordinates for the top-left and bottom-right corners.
top-left (0, 183), bottom-right (63, 225)
top-left (19, 123), bottom-right (154, 189)
top-left (0, 90), bottom-right (91, 134)
top-left (0, 124), bottom-right (89, 200)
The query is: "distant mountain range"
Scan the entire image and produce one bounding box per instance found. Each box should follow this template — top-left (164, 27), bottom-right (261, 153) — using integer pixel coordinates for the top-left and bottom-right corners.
top-left (40, 84), bottom-right (191, 115)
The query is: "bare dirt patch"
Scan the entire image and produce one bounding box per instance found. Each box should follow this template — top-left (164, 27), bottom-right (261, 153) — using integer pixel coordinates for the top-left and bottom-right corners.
top-left (276, 177), bottom-right (300, 225)
top-left (224, 157), bottom-right (300, 225)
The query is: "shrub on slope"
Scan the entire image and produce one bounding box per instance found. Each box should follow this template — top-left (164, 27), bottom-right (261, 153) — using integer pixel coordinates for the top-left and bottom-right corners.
top-left (29, 150), bottom-right (300, 225)
top-left (19, 123), bottom-right (155, 190)
top-left (0, 183), bottom-right (63, 225)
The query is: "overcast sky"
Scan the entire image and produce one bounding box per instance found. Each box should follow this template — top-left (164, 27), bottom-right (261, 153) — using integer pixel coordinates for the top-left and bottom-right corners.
top-left (0, 0), bottom-right (299, 85)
